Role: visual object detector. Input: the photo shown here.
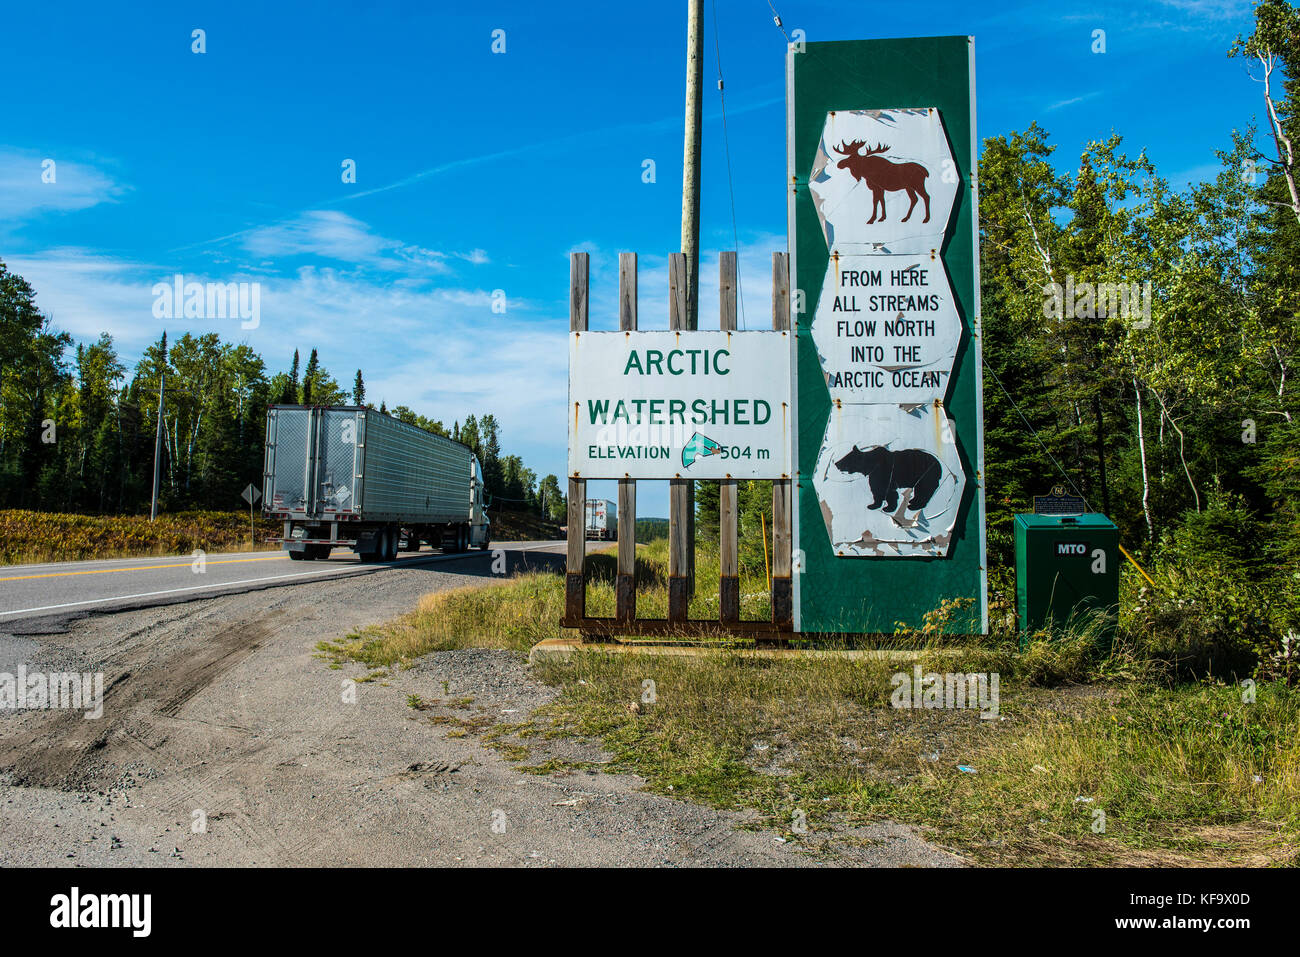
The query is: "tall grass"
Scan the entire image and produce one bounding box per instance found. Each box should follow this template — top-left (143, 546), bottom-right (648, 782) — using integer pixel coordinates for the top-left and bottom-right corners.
top-left (524, 651), bottom-right (1299, 865)
top-left (0, 509), bottom-right (279, 565)
top-left (318, 539), bottom-right (775, 668)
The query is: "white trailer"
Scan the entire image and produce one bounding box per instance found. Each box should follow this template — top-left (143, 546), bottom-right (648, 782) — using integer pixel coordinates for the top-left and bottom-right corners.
top-left (584, 498), bottom-right (617, 541)
top-left (263, 405), bottom-right (490, 562)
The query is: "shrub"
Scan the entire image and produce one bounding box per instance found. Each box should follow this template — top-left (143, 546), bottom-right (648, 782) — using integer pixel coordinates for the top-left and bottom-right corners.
top-left (1122, 495), bottom-right (1281, 680)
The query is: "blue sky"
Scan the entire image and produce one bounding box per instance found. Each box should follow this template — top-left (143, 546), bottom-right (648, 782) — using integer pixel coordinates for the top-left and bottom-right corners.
top-left (0, 0), bottom-right (1268, 516)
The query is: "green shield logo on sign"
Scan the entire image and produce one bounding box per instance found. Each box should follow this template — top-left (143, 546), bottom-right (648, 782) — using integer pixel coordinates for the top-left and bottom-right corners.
top-left (682, 432), bottom-right (722, 469)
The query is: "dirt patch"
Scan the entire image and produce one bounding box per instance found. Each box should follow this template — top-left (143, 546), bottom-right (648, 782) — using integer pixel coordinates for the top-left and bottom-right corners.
top-left (0, 615), bottom-right (275, 790)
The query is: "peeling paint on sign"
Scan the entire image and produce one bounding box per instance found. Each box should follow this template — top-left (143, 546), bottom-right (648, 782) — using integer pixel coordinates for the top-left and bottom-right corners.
top-left (790, 37), bottom-right (986, 632)
top-left (809, 107), bottom-right (966, 558)
top-left (812, 403), bottom-right (965, 557)
top-left (809, 108), bottom-right (958, 254)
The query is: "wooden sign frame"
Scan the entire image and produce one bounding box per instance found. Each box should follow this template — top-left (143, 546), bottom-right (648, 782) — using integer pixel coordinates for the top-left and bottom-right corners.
top-left (563, 251), bottom-right (793, 640)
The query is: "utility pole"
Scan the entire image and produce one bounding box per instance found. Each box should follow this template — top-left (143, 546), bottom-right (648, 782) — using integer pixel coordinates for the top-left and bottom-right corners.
top-left (681, 0), bottom-right (703, 593)
top-left (682, 0), bottom-right (703, 330)
top-left (150, 368), bottom-right (165, 522)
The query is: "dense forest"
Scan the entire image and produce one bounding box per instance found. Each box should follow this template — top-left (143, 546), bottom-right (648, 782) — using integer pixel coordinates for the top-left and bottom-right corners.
top-left (1, 1), bottom-right (1296, 659)
top-left (0, 301), bottom-right (562, 518)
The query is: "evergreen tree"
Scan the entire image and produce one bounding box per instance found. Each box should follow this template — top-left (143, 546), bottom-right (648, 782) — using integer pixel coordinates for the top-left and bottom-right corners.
top-left (301, 349), bottom-right (319, 405)
top-left (284, 349), bottom-right (300, 404)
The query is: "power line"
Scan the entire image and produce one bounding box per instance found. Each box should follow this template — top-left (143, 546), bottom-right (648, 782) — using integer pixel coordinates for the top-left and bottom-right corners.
top-left (765, 0), bottom-right (790, 42)
top-left (982, 357), bottom-right (1093, 510)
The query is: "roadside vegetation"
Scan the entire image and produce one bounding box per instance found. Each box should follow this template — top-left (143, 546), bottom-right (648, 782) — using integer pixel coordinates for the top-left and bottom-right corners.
top-left (519, 653), bottom-right (1298, 866)
top-left (0, 509), bottom-right (279, 565)
top-left (488, 508), bottom-right (561, 543)
top-left (0, 505), bottom-right (561, 566)
top-left (314, 537), bottom-right (771, 668)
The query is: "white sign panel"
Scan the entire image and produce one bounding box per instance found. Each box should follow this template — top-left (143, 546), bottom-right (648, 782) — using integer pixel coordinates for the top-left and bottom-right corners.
top-left (807, 106), bottom-right (968, 558)
top-left (809, 108), bottom-right (958, 254)
top-left (813, 403), bottom-right (966, 557)
top-left (569, 330), bottom-right (791, 480)
top-left (811, 253), bottom-right (962, 405)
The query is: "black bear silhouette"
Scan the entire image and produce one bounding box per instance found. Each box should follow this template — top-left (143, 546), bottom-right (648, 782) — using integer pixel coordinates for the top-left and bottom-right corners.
top-left (834, 445), bottom-right (942, 513)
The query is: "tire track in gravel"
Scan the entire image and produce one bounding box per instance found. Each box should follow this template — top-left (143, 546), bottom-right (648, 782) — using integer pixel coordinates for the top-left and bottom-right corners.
top-left (0, 616), bottom-right (276, 789)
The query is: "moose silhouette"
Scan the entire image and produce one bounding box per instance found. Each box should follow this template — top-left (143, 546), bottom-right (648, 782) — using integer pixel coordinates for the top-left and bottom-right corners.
top-left (833, 140), bottom-right (931, 226)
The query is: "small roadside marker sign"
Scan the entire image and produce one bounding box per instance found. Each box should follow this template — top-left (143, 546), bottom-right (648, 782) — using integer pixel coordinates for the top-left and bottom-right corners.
top-left (242, 484), bottom-right (261, 506)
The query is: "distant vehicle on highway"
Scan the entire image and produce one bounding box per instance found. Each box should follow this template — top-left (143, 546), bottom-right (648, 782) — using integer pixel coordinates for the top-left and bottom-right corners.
top-left (262, 405), bottom-right (490, 562)
top-left (585, 498), bottom-right (617, 541)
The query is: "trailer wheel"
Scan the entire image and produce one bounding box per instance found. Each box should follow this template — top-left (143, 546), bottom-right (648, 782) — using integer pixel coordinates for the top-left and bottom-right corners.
top-left (384, 525), bottom-right (400, 562)
top-left (289, 550), bottom-right (307, 561)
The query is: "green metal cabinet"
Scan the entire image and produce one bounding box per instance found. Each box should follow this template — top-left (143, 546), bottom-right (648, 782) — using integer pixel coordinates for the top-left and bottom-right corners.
top-left (1014, 513), bottom-right (1119, 640)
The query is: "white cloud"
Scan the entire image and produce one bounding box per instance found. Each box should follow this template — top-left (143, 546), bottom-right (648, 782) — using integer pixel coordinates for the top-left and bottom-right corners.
top-left (0, 149), bottom-right (127, 223)
top-left (6, 249), bottom-right (158, 347)
top-left (1156, 0), bottom-right (1252, 20)
top-left (1044, 91), bottom-right (1104, 113)
top-left (239, 210), bottom-right (487, 275)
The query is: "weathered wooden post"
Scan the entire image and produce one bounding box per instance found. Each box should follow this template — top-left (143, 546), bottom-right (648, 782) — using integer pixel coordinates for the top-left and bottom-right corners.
top-left (616, 252), bottom-right (638, 622)
top-left (718, 251), bottom-right (740, 624)
top-left (771, 252), bottom-right (793, 628)
top-left (566, 252), bottom-right (589, 623)
top-left (667, 252), bottom-right (691, 622)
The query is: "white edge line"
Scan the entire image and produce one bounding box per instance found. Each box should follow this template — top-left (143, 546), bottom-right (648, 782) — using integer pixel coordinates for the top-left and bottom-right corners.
top-left (0, 566), bottom-right (360, 618)
top-left (0, 546), bottom-right (552, 620)
top-left (0, 543), bottom-right (568, 619)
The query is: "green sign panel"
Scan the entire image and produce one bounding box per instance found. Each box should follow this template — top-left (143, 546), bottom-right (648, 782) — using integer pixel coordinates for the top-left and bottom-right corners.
top-left (788, 36), bottom-right (987, 634)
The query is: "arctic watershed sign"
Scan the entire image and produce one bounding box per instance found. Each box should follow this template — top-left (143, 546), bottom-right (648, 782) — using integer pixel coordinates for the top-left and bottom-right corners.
top-left (568, 330), bottom-right (791, 480)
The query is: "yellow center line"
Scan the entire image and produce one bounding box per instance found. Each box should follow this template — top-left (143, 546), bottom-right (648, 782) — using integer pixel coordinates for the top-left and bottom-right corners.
top-left (0, 553), bottom-right (289, 583)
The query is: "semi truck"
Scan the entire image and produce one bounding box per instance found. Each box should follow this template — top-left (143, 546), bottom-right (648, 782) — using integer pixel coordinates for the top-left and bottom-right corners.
top-left (584, 498), bottom-right (617, 541)
top-left (262, 405), bottom-right (490, 562)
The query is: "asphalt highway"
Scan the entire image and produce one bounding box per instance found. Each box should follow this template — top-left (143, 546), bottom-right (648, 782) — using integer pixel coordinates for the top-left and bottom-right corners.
top-left (0, 541), bottom-right (570, 628)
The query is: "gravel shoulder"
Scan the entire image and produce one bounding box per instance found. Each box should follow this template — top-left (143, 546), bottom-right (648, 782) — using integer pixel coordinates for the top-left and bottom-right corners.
top-left (0, 549), bottom-right (959, 867)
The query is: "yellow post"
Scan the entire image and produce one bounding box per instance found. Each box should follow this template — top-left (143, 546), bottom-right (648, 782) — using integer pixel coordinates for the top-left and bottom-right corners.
top-left (1117, 542), bottom-right (1157, 589)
